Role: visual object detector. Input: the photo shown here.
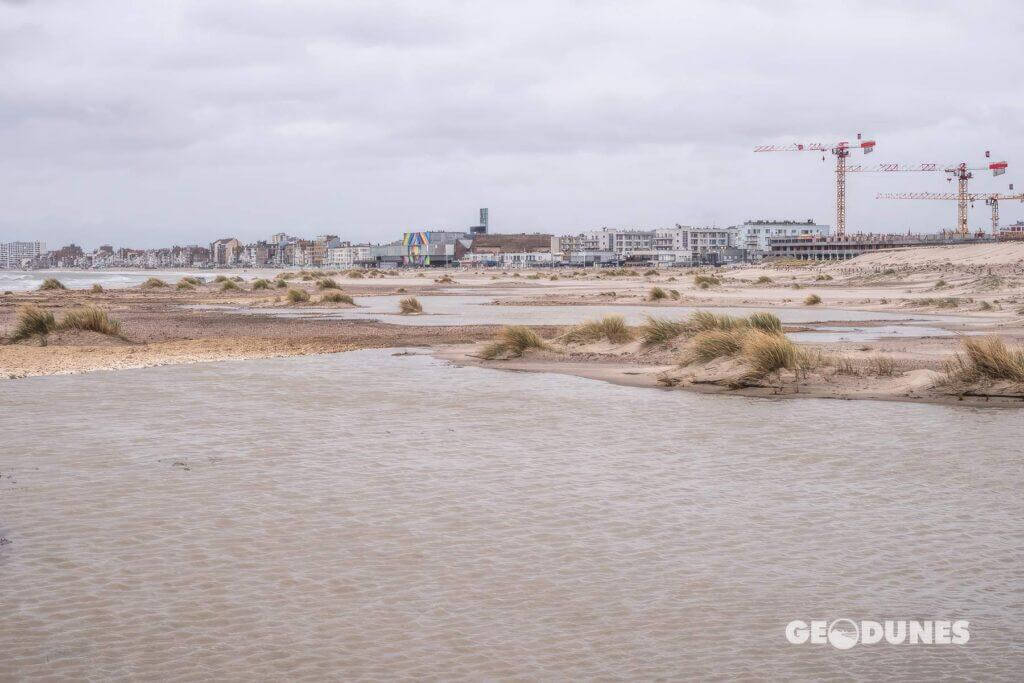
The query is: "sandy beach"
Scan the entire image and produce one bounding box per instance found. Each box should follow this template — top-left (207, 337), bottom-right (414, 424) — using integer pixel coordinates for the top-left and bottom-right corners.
top-left (3, 246), bottom-right (1024, 405)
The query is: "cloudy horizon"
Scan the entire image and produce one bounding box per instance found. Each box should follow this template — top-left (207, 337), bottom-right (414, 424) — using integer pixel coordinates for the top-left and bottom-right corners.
top-left (2, 0), bottom-right (1022, 249)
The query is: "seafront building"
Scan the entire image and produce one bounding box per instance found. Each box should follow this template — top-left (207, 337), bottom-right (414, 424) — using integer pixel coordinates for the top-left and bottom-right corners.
top-left (733, 219), bottom-right (831, 256)
top-left (0, 241), bottom-right (46, 269)
top-left (2, 210), bottom-right (876, 270)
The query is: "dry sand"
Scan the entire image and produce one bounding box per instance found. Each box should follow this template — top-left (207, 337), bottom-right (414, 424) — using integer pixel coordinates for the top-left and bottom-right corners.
top-left (4, 248), bottom-right (1024, 405)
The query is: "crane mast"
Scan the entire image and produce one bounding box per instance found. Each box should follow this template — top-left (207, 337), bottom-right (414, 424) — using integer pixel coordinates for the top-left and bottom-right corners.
top-left (756, 139), bottom-right (1008, 238)
top-left (877, 189), bottom-right (1023, 234)
top-left (754, 136), bottom-right (875, 237)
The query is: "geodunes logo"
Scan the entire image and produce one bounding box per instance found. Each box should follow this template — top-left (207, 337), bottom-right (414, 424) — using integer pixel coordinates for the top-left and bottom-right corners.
top-left (785, 619), bottom-right (970, 649)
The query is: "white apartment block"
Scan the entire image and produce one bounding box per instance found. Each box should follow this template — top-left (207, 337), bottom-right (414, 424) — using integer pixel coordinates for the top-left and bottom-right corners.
top-left (587, 228), bottom-right (654, 256)
top-left (734, 220), bottom-right (830, 253)
top-left (688, 228), bottom-right (733, 255)
top-left (551, 233), bottom-right (598, 258)
top-left (654, 226), bottom-right (690, 251)
top-left (0, 241), bottom-right (45, 269)
top-left (499, 251), bottom-right (554, 268)
top-left (326, 244), bottom-right (372, 268)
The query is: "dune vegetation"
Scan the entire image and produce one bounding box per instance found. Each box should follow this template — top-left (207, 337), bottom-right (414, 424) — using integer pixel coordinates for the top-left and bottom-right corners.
top-left (141, 277), bottom-right (167, 289)
top-left (39, 278), bottom-right (66, 291)
top-left (8, 305), bottom-right (57, 342)
top-left (639, 310), bottom-right (785, 348)
top-left (561, 315), bottom-right (633, 344)
top-left (479, 325), bottom-right (547, 360)
top-left (321, 292), bottom-right (354, 304)
top-left (639, 316), bottom-right (688, 346)
top-left (399, 296), bottom-right (423, 314)
top-left (286, 288), bottom-right (310, 303)
top-left (944, 336), bottom-right (1024, 384)
top-left (693, 274), bottom-right (720, 289)
top-left (59, 306), bottom-right (123, 337)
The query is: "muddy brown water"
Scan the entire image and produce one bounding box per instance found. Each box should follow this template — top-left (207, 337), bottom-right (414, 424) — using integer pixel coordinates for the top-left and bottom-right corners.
top-left (2, 350), bottom-right (1021, 679)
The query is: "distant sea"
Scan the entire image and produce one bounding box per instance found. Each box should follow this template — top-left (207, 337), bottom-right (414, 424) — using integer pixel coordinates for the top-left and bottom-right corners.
top-left (0, 269), bottom-right (279, 292)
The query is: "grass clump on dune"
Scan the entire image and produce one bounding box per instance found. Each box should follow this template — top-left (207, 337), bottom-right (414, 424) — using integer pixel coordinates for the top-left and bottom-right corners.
top-left (689, 311), bottom-right (747, 333)
top-left (435, 273), bottom-right (455, 284)
top-left (275, 279), bottom-right (287, 288)
top-left (747, 312), bottom-right (783, 334)
top-left (220, 279), bottom-right (240, 291)
top-left (321, 292), bottom-right (354, 304)
top-left (561, 315), bottom-right (633, 344)
top-left (142, 277), bottom-right (167, 289)
top-left (803, 293), bottom-right (822, 305)
top-left (39, 278), bottom-right (66, 291)
top-left (176, 281), bottom-right (194, 291)
top-left (8, 305), bottom-right (56, 342)
top-left (286, 288), bottom-right (310, 303)
top-left (214, 275), bottom-right (229, 283)
top-left (639, 316), bottom-right (688, 346)
top-left (180, 276), bottom-right (202, 286)
top-left (251, 278), bottom-right (271, 290)
top-left (918, 297), bottom-right (962, 309)
top-left (694, 274), bottom-right (721, 289)
top-left (347, 269), bottom-right (365, 279)
top-left (868, 355), bottom-right (898, 377)
top-left (648, 286), bottom-right (667, 300)
top-left (316, 278), bottom-right (340, 290)
top-left (944, 336), bottom-right (1024, 384)
top-left (479, 325), bottom-right (547, 360)
top-left (399, 296), bottom-right (423, 314)
top-left (755, 275), bottom-right (773, 284)
top-left (59, 306), bottom-right (122, 337)
top-left (680, 326), bottom-right (797, 375)
top-left (741, 330), bottom-right (798, 377)
top-left (681, 328), bottom-right (747, 365)
top-left (640, 310), bottom-right (784, 347)
top-left (91, 283), bottom-right (104, 293)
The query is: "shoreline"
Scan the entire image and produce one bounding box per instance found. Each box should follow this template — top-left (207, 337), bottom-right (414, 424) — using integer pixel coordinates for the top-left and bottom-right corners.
top-left (435, 346), bottom-right (1024, 408)
top-left (4, 253), bottom-right (1024, 404)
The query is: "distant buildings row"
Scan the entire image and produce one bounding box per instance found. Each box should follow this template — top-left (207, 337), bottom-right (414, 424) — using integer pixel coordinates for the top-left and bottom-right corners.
top-left (2, 217), bottom-right (838, 270)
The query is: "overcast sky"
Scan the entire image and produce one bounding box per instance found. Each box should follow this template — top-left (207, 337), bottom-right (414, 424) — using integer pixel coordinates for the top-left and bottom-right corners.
top-left (2, 0), bottom-right (1022, 248)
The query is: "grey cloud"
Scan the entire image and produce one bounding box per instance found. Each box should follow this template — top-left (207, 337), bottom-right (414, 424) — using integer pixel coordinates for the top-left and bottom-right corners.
top-left (0, 0), bottom-right (1021, 247)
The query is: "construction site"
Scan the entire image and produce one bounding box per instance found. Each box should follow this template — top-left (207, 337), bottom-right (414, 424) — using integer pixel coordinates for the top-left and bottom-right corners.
top-left (755, 136), bottom-right (1023, 260)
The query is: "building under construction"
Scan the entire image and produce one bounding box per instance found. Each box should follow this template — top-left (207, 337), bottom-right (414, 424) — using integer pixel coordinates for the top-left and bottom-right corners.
top-left (769, 233), bottom-right (997, 261)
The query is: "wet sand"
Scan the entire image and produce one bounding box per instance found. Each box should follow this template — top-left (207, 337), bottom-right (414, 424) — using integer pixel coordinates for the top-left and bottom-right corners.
top-left (3, 249), bottom-right (1024, 404)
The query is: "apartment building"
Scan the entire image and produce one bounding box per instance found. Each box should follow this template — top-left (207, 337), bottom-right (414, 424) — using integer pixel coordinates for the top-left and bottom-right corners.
top-left (210, 238), bottom-right (242, 266)
top-left (325, 243), bottom-right (372, 268)
top-left (0, 241), bottom-right (46, 269)
top-left (588, 228), bottom-right (655, 256)
top-left (734, 219), bottom-right (830, 255)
